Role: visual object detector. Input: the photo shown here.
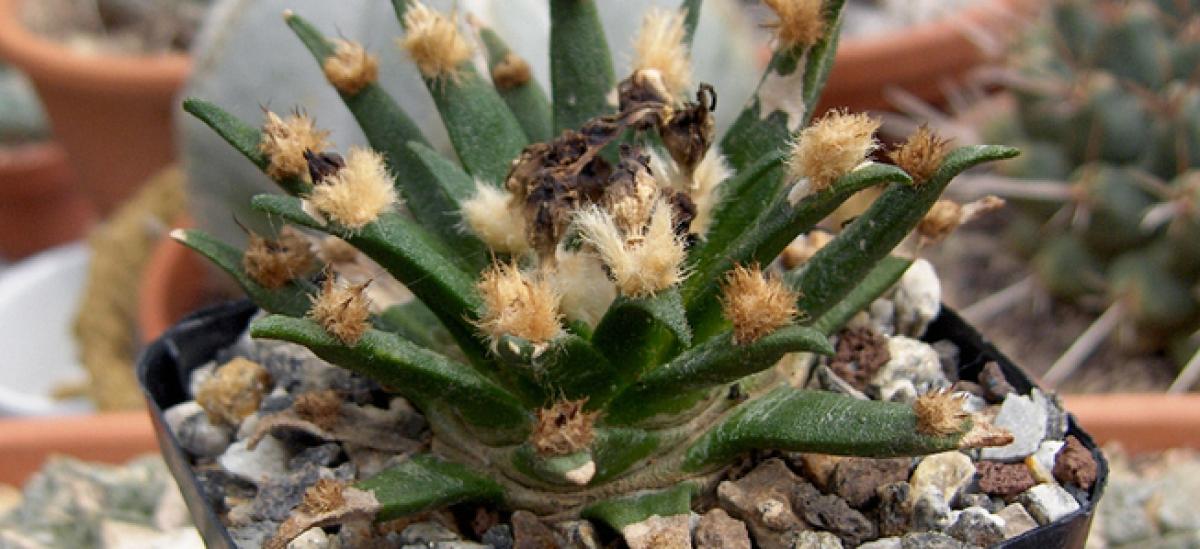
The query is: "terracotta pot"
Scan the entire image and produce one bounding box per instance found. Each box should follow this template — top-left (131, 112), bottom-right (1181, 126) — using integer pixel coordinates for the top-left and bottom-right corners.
top-left (0, 412), bottom-right (157, 486)
top-left (0, 0), bottom-right (190, 217)
top-left (818, 0), bottom-right (1038, 113)
top-left (137, 219), bottom-right (209, 344)
top-left (0, 142), bottom-right (94, 260)
top-left (1064, 394), bottom-right (1200, 455)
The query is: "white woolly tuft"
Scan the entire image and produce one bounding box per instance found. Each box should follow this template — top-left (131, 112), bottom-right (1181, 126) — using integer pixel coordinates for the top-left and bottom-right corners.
top-left (649, 147), bottom-right (730, 238)
top-left (575, 201), bottom-right (686, 298)
top-left (309, 147), bottom-right (398, 231)
top-left (549, 248), bottom-right (616, 328)
top-left (632, 7), bottom-right (693, 99)
top-left (461, 181), bottom-right (529, 255)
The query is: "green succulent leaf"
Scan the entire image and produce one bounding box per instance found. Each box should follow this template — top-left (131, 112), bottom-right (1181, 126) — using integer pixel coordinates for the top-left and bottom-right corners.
top-left (687, 163), bottom-right (912, 342)
top-left (606, 326), bottom-right (832, 425)
top-left (791, 145), bottom-right (1019, 320)
top-left (683, 387), bottom-right (964, 471)
top-left (582, 482), bottom-right (698, 532)
top-left (589, 427), bottom-right (662, 484)
top-left (512, 447), bottom-right (596, 487)
top-left (589, 288), bottom-right (692, 407)
top-left (813, 255), bottom-right (913, 335)
top-left (357, 454), bottom-right (504, 522)
top-left (171, 229), bottom-right (315, 318)
top-left (251, 315), bottom-right (528, 440)
top-left (550, 0), bottom-right (616, 132)
top-left (478, 26), bottom-right (554, 143)
top-left (420, 64), bottom-right (529, 184)
top-left (378, 299), bottom-right (462, 360)
top-left (249, 194), bottom-right (488, 365)
top-left (182, 99), bottom-right (310, 196)
top-left (680, 0), bottom-right (703, 45)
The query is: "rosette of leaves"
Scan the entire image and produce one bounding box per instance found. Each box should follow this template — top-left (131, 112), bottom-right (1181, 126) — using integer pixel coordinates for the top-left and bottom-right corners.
top-left (173, 0), bottom-right (1016, 544)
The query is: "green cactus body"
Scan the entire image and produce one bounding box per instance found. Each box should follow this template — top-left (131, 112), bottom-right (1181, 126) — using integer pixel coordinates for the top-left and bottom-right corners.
top-left (1000, 0), bottom-right (1200, 357)
top-left (175, 0), bottom-right (1017, 540)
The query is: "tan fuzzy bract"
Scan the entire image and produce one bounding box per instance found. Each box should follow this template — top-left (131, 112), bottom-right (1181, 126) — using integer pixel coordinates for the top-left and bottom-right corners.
top-left (532, 399), bottom-right (598, 456)
top-left (294, 389), bottom-right (343, 431)
top-left (763, 0), bottom-right (827, 49)
top-left (788, 110), bottom-right (880, 192)
top-left (917, 200), bottom-right (964, 243)
top-left (475, 263), bottom-right (562, 348)
top-left (308, 275), bottom-right (372, 345)
top-left (632, 7), bottom-right (692, 99)
top-left (309, 147), bottom-right (398, 231)
top-left (575, 202), bottom-right (687, 298)
top-left (721, 264), bottom-right (800, 344)
top-left (401, 1), bottom-right (472, 79)
top-left (260, 111), bottom-right (332, 181)
top-left (492, 52), bottom-right (532, 90)
top-left (242, 226), bottom-right (315, 289)
top-left (298, 478), bottom-right (347, 515)
top-left (195, 358), bottom-right (272, 426)
top-left (323, 39), bottom-right (379, 95)
top-left (461, 182), bottom-right (530, 255)
top-left (913, 390), bottom-right (970, 436)
top-left (889, 125), bottom-right (952, 185)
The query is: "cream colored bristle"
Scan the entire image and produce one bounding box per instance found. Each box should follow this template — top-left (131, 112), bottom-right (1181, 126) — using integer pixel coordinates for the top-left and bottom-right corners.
top-left (763, 0), bottom-right (827, 49)
top-left (461, 181), bottom-right (530, 255)
top-left (788, 110), bottom-right (879, 195)
top-left (575, 202), bottom-right (686, 298)
top-left (632, 7), bottom-right (692, 99)
top-left (259, 110), bottom-right (332, 181)
top-left (400, 1), bottom-right (472, 79)
top-left (475, 263), bottom-right (562, 348)
top-left (549, 248), bottom-right (617, 328)
top-left (649, 148), bottom-right (730, 239)
top-left (309, 147), bottom-right (398, 231)
top-left (720, 264), bottom-right (799, 344)
top-left (323, 39), bottom-right (379, 95)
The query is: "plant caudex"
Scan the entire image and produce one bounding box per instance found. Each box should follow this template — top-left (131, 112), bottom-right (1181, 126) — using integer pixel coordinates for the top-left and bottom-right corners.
top-left (174, 0), bottom-right (1017, 544)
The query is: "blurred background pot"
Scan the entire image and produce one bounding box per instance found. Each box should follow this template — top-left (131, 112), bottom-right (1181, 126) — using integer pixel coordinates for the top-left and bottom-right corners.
top-left (0, 0), bottom-right (191, 216)
top-left (0, 143), bottom-right (93, 260)
top-left (0, 412), bottom-right (156, 486)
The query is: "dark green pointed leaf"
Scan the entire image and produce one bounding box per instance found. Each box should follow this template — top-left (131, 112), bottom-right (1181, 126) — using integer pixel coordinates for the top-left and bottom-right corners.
top-left (686, 163), bottom-right (912, 343)
top-left (172, 229), bottom-right (313, 317)
top-left (789, 146), bottom-right (1019, 320)
top-left (589, 427), bottom-right (661, 484)
top-left (680, 0), bottom-right (703, 46)
top-left (251, 315), bottom-right (528, 440)
top-left (813, 256), bottom-right (912, 335)
top-left (606, 326), bottom-right (832, 424)
top-left (421, 64), bottom-right (529, 183)
top-left (357, 455), bottom-right (504, 522)
top-left (511, 446), bottom-right (595, 486)
top-left (683, 387), bottom-right (965, 471)
top-left (249, 194), bottom-right (488, 365)
top-left (182, 99), bottom-right (309, 196)
top-left (550, 0), bottom-right (616, 132)
top-left (588, 288), bottom-right (691, 408)
top-left (582, 483), bottom-right (698, 531)
top-left (479, 26), bottom-right (554, 143)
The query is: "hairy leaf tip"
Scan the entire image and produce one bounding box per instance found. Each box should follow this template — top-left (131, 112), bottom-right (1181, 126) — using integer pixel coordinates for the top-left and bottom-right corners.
top-left (889, 125), bottom-right (952, 185)
top-left (787, 110), bottom-right (880, 201)
top-left (575, 202), bottom-right (687, 298)
top-left (913, 390), bottom-right (969, 436)
top-left (260, 110), bottom-right (332, 181)
top-left (721, 263), bottom-right (800, 344)
top-left (532, 399), bottom-right (598, 456)
top-left (309, 147), bottom-right (398, 230)
top-left (764, 0), bottom-right (827, 49)
top-left (323, 39), bottom-right (379, 95)
top-left (632, 7), bottom-right (693, 99)
top-left (308, 274), bottom-right (372, 345)
top-left (492, 52), bottom-right (532, 90)
top-left (476, 262), bottom-right (563, 349)
top-left (917, 196), bottom-right (1005, 243)
top-left (400, 1), bottom-right (472, 79)
top-left (242, 225), bottom-right (315, 289)
top-left (461, 181), bottom-right (530, 255)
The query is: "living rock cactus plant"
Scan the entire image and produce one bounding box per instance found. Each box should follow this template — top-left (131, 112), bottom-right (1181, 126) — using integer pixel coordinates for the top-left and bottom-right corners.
top-left (173, 0), bottom-right (1017, 545)
top-left (984, 0), bottom-right (1200, 375)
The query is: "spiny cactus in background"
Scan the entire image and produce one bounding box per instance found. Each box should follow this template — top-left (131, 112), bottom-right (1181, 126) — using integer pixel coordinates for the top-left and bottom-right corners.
top-left (984, 0), bottom-right (1200, 371)
top-left (174, 0), bottom-right (1016, 544)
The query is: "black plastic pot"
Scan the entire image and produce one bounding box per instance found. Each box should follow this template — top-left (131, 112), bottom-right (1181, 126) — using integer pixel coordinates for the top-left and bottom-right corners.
top-left (137, 301), bottom-right (1107, 549)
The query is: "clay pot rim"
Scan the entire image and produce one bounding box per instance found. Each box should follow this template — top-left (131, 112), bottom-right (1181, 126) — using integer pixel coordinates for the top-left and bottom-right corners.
top-left (0, 0), bottom-right (190, 94)
top-left (0, 411), bottom-right (157, 486)
top-left (0, 140), bottom-right (65, 171)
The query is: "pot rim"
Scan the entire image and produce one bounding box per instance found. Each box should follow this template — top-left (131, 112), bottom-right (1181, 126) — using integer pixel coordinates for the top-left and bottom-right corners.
top-left (0, 0), bottom-right (190, 94)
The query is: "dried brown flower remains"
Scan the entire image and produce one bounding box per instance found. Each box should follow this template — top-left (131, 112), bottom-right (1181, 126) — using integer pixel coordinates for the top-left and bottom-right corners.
top-left (260, 110), bottom-right (332, 181)
top-left (243, 225), bottom-right (315, 289)
top-left (532, 399), bottom-right (598, 456)
top-left (308, 273), bottom-right (372, 345)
